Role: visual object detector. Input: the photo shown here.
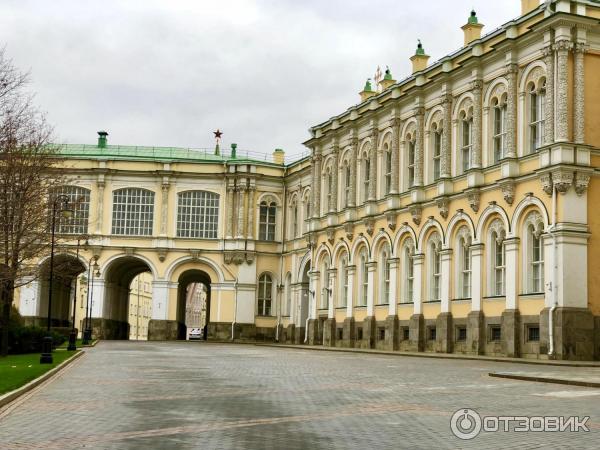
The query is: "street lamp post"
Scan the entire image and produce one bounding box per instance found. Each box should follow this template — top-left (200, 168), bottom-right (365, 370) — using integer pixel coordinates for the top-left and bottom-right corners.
top-left (40, 194), bottom-right (73, 364)
top-left (82, 256), bottom-right (98, 345)
top-left (67, 238), bottom-right (84, 351)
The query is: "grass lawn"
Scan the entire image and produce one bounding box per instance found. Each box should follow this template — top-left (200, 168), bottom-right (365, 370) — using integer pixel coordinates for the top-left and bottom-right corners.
top-left (0, 350), bottom-right (78, 395)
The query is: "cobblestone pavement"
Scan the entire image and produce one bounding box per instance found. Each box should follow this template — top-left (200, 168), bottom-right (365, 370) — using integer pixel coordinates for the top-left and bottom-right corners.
top-left (1, 341), bottom-right (599, 449)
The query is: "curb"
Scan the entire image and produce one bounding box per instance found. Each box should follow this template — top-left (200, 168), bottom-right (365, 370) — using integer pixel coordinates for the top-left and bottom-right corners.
top-left (255, 343), bottom-right (600, 368)
top-left (488, 372), bottom-right (600, 388)
top-left (0, 351), bottom-right (84, 409)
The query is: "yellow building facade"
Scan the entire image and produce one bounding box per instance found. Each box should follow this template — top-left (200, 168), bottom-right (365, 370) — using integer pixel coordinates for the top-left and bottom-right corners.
top-left (14, 0), bottom-right (600, 360)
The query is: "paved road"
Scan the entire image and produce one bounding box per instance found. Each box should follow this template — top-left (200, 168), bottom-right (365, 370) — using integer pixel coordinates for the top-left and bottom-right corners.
top-left (1, 342), bottom-right (599, 449)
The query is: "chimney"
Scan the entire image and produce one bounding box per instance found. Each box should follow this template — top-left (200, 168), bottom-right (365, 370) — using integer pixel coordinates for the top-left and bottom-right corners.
top-left (230, 143), bottom-right (237, 159)
top-left (521, 0), bottom-right (540, 15)
top-left (379, 66), bottom-right (396, 90)
top-left (272, 148), bottom-right (285, 165)
top-left (359, 79), bottom-right (376, 102)
top-left (410, 40), bottom-right (430, 73)
top-left (462, 10), bottom-right (484, 46)
top-left (97, 130), bottom-right (108, 148)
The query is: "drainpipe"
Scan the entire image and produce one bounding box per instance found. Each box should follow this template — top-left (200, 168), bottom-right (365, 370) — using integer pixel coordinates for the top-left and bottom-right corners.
top-left (231, 278), bottom-right (238, 340)
top-left (304, 291), bottom-right (312, 344)
top-left (547, 185), bottom-right (558, 357)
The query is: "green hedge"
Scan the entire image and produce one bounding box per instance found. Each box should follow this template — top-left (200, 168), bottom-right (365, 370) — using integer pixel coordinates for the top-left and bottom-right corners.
top-left (1, 307), bottom-right (66, 354)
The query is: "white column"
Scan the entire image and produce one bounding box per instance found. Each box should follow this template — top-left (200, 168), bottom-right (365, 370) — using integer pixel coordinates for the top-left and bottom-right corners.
top-left (574, 42), bottom-right (586, 144)
top-left (90, 278), bottom-right (105, 318)
top-left (346, 265), bottom-right (355, 318)
top-left (440, 249), bottom-right (452, 313)
top-left (504, 238), bottom-right (519, 310)
top-left (160, 183), bottom-right (169, 236)
top-left (412, 254), bottom-right (424, 315)
top-left (366, 262), bottom-right (376, 316)
top-left (470, 244), bottom-right (483, 311)
top-left (308, 271), bottom-right (318, 320)
top-left (152, 281), bottom-right (169, 320)
top-left (388, 258), bottom-right (399, 316)
top-left (328, 269), bottom-right (336, 319)
top-left (95, 181), bottom-right (105, 235)
top-left (554, 38), bottom-right (571, 142)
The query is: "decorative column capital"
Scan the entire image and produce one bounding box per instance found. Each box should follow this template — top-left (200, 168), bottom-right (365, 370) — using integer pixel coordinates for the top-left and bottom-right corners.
top-left (470, 79), bottom-right (483, 92)
top-left (575, 172), bottom-right (591, 196)
top-left (505, 62), bottom-right (518, 75)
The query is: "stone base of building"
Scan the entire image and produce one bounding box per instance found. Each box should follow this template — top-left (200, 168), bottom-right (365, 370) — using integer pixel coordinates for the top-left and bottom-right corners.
top-left (355, 316), bottom-right (375, 349)
top-left (323, 318), bottom-right (336, 347)
top-left (285, 324), bottom-right (296, 344)
top-left (22, 316), bottom-right (70, 328)
top-left (467, 310), bottom-right (485, 355)
top-left (148, 319), bottom-right (181, 340)
top-left (384, 315), bottom-right (399, 351)
top-left (540, 307), bottom-right (595, 360)
top-left (86, 318), bottom-right (130, 340)
top-left (501, 309), bottom-right (520, 358)
top-left (340, 317), bottom-right (355, 348)
top-left (435, 312), bottom-right (453, 353)
top-left (294, 326), bottom-right (306, 344)
top-left (409, 314), bottom-right (424, 352)
top-left (307, 319), bottom-right (319, 345)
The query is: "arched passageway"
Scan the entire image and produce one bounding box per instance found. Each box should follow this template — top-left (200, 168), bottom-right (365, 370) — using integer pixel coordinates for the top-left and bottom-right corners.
top-left (296, 262), bottom-right (310, 343)
top-left (101, 256), bottom-right (152, 339)
top-left (37, 254), bottom-right (86, 328)
top-left (176, 269), bottom-right (211, 340)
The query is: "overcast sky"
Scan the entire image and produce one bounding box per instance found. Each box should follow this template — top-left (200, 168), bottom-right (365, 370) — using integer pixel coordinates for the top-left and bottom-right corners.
top-left (1, 0), bottom-right (520, 160)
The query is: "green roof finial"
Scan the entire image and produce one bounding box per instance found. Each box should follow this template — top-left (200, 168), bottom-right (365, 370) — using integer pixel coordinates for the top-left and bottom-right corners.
top-left (416, 39), bottom-right (425, 55)
top-left (384, 66), bottom-right (392, 80)
top-left (468, 9), bottom-right (478, 24)
top-left (364, 78), bottom-right (373, 92)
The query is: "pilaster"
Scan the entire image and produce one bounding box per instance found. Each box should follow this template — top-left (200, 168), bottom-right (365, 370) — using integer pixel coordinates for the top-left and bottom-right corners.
top-left (504, 237), bottom-right (520, 310)
top-left (388, 258), bottom-right (399, 317)
top-left (390, 118), bottom-right (401, 194)
top-left (412, 253), bottom-right (424, 315)
top-left (471, 79), bottom-right (483, 168)
top-left (440, 249), bottom-right (452, 313)
top-left (366, 261), bottom-right (376, 316)
top-left (470, 243), bottom-right (484, 311)
top-left (368, 127), bottom-right (378, 201)
top-left (505, 63), bottom-right (518, 158)
top-left (414, 107), bottom-right (425, 186)
top-left (554, 37), bottom-right (572, 142)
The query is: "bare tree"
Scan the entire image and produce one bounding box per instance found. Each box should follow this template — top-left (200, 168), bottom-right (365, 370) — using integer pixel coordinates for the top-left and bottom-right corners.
top-left (0, 48), bottom-right (64, 356)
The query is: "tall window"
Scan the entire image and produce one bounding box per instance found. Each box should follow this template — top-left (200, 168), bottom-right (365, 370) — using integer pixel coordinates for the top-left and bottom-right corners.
top-left (304, 195), bottom-right (310, 232)
top-left (458, 235), bottom-right (471, 298)
top-left (493, 98), bottom-right (507, 163)
top-left (257, 273), bottom-right (273, 316)
top-left (259, 201), bottom-right (276, 241)
top-left (112, 188), bottom-right (154, 236)
top-left (51, 186), bottom-right (90, 235)
top-left (362, 156), bottom-right (370, 203)
top-left (344, 163), bottom-right (351, 207)
top-left (320, 261), bottom-right (329, 309)
top-left (460, 112), bottom-right (473, 174)
top-left (432, 126), bottom-right (441, 181)
top-left (384, 144), bottom-right (392, 195)
top-left (528, 225), bottom-right (544, 293)
top-left (326, 169), bottom-right (333, 209)
top-left (403, 244), bottom-right (414, 303)
top-left (407, 136), bottom-right (416, 188)
top-left (176, 190), bottom-right (219, 238)
top-left (359, 249), bottom-right (368, 306)
top-left (340, 255), bottom-right (348, 307)
top-left (292, 202), bottom-right (298, 238)
top-left (379, 245), bottom-right (391, 304)
top-left (492, 232), bottom-right (505, 296)
top-left (529, 82), bottom-right (545, 153)
top-left (430, 240), bottom-right (441, 301)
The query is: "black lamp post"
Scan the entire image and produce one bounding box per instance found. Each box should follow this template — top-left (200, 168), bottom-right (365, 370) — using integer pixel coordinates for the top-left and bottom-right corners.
top-left (40, 194), bottom-right (74, 364)
top-left (67, 238), bottom-right (84, 351)
top-left (82, 257), bottom-right (99, 345)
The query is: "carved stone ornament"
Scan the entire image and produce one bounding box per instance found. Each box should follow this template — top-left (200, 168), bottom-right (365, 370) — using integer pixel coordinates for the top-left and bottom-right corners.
top-left (575, 172), bottom-right (591, 196)
top-left (308, 233), bottom-right (317, 249)
top-left (409, 205), bottom-right (423, 226)
top-left (124, 247), bottom-right (135, 256)
top-left (157, 248), bottom-right (168, 262)
top-left (500, 180), bottom-right (516, 206)
top-left (386, 211), bottom-right (397, 231)
top-left (344, 223), bottom-right (354, 241)
top-left (326, 229), bottom-right (335, 245)
top-left (467, 189), bottom-right (481, 213)
top-left (552, 169), bottom-right (574, 194)
top-left (436, 197), bottom-right (449, 220)
top-left (540, 172), bottom-right (553, 197)
top-left (365, 218), bottom-right (375, 237)
top-left (190, 249), bottom-right (201, 260)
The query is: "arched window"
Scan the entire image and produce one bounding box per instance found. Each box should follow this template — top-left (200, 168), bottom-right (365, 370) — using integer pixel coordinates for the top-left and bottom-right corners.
top-left (112, 188), bottom-right (155, 236)
top-left (384, 143), bottom-right (392, 195)
top-left (429, 235), bottom-right (442, 301)
top-left (257, 273), bottom-right (273, 316)
top-left (529, 80), bottom-right (546, 153)
top-left (524, 213), bottom-right (545, 294)
top-left (320, 260), bottom-right (329, 309)
top-left (432, 124), bottom-right (442, 182)
top-left (259, 201), bottom-right (276, 241)
top-left (292, 202), bottom-right (298, 238)
top-left (343, 161), bottom-right (351, 208)
top-left (339, 254), bottom-right (348, 307)
top-left (362, 154), bottom-right (370, 203)
top-left (303, 193), bottom-right (311, 232)
top-left (359, 248), bottom-right (368, 306)
top-left (407, 134), bottom-right (416, 188)
top-left (176, 190), bottom-right (220, 238)
top-left (456, 229), bottom-right (472, 299)
top-left (51, 185), bottom-right (91, 235)
top-left (326, 167), bottom-right (333, 210)
top-left (378, 243), bottom-right (391, 304)
top-left (284, 272), bottom-right (292, 316)
top-left (489, 221), bottom-right (506, 296)
top-left (460, 110), bottom-right (473, 174)
top-left (492, 96), bottom-right (507, 163)
top-left (402, 240), bottom-right (415, 303)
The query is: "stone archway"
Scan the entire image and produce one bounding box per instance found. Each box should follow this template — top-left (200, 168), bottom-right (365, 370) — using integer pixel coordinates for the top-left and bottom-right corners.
top-left (176, 269), bottom-right (212, 341)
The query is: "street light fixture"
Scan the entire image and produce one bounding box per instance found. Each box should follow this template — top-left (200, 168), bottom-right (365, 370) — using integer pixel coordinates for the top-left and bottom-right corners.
top-left (82, 257), bottom-right (99, 345)
top-left (40, 194), bottom-right (74, 364)
top-left (67, 237), bottom-right (86, 351)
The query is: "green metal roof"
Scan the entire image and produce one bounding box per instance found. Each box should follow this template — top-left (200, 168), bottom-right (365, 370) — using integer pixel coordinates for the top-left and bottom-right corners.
top-left (57, 143), bottom-right (283, 166)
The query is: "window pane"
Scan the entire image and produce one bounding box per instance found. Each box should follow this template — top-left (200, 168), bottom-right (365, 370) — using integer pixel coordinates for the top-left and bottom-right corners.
top-left (176, 191), bottom-right (219, 239)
